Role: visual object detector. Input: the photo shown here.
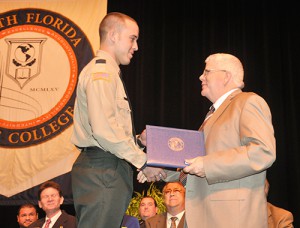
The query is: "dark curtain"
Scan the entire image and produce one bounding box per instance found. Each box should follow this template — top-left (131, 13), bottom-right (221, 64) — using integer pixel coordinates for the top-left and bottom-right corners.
top-left (1, 0), bottom-right (299, 227)
top-left (109, 0), bottom-right (299, 227)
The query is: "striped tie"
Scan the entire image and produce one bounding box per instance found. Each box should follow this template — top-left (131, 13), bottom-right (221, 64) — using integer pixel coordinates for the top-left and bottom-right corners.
top-left (170, 217), bottom-right (177, 228)
top-left (199, 105), bottom-right (215, 131)
top-left (179, 170), bottom-right (187, 186)
top-left (44, 218), bottom-right (51, 228)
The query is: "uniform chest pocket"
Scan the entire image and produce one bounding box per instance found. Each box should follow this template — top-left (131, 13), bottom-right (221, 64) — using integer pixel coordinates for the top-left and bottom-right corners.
top-left (116, 99), bottom-right (132, 126)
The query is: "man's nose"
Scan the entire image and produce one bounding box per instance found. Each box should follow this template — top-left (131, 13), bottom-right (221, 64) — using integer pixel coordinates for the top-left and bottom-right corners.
top-left (133, 41), bottom-right (138, 51)
top-left (199, 74), bottom-right (204, 81)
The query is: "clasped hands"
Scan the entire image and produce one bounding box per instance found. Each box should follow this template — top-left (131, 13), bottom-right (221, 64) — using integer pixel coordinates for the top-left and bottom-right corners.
top-left (136, 129), bottom-right (167, 183)
top-left (137, 167), bottom-right (167, 183)
top-left (137, 156), bottom-right (205, 183)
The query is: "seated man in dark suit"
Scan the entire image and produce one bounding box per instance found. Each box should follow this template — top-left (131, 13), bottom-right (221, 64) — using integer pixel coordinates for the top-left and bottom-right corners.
top-left (17, 203), bottom-right (38, 228)
top-left (145, 181), bottom-right (185, 228)
top-left (29, 180), bottom-right (76, 228)
top-left (265, 179), bottom-right (294, 228)
top-left (138, 196), bottom-right (158, 227)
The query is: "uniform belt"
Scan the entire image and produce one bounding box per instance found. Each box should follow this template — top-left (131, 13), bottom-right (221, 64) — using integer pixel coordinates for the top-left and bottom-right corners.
top-left (79, 146), bottom-right (104, 152)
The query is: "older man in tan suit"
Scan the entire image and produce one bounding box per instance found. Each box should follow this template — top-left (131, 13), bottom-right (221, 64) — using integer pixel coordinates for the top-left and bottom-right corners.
top-left (165, 53), bottom-right (276, 228)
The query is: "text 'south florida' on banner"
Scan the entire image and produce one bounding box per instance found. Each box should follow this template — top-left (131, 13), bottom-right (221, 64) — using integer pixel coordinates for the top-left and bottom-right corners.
top-left (0, 0), bottom-right (107, 197)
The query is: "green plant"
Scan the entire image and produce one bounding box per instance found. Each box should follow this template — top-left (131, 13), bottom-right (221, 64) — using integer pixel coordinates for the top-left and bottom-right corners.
top-left (126, 182), bottom-right (166, 219)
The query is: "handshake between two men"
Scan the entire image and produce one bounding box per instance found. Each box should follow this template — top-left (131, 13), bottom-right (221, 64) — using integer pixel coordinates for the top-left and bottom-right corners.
top-left (136, 129), bottom-right (205, 183)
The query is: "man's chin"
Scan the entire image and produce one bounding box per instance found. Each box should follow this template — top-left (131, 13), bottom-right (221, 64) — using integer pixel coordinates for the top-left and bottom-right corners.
top-left (23, 222), bottom-right (31, 227)
top-left (121, 59), bottom-right (131, 65)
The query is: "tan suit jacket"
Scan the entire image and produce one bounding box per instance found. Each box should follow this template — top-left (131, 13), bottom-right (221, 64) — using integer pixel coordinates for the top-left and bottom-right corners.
top-left (145, 212), bottom-right (185, 228)
top-left (268, 202), bottom-right (294, 228)
top-left (166, 90), bottom-right (276, 228)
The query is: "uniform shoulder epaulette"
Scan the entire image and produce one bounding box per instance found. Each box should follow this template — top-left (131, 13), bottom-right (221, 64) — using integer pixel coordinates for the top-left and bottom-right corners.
top-left (96, 59), bottom-right (106, 64)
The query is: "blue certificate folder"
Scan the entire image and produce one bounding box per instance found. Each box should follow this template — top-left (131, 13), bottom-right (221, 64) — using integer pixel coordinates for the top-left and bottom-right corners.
top-left (146, 125), bottom-right (206, 168)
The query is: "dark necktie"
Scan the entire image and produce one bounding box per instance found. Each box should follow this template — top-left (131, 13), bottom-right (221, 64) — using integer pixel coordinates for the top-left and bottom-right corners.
top-left (179, 170), bottom-right (187, 186)
top-left (199, 105), bottom-right (215, 131)
top-left (170, 217), bottom-right (177, 228)
top-left (179, 105), bottom-right (215, 186)
top-left (119, 71), bottom-right (137, 144)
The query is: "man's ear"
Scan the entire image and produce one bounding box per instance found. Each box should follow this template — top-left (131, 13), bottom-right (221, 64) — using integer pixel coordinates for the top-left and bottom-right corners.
top-left (224, 71), bottom-right (232, 85)
top-left (108, 29), bottom-right (119, 43)
top-left (60, 196), bottom-right (64, 205)
top-left (38, 201), bottom-right (42, 208)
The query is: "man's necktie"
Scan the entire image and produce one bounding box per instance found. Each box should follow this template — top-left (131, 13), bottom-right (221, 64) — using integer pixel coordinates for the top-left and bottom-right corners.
top-left (179, 170), bottom-right (187, 186)
top-left (199, 105), bottom-right (215, 131)
top-left (44, 218), bottom-right (51, 228)
top-left (179, 105), bottom-right (215, 186)
top-left (170, 217), bottom-right (177, 228)
top-left (119, 71), bottom-right (137, 144)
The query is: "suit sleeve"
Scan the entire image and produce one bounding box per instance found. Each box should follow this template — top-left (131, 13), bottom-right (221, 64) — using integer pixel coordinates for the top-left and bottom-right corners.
top-left (204, 93), bottom-right (276, 184)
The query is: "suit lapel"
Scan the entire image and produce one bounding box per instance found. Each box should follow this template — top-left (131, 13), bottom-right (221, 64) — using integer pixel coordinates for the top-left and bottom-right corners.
top-left (31, 218), bottom-right (45, 228)
top-left (178, 212), bottom-right (185, 228)
top-left (204, 89), bottom-right (242, 134)
top-left (161, 213), bottom-right (167, 228)
top-left (52, 211), bottom-right (66, 228)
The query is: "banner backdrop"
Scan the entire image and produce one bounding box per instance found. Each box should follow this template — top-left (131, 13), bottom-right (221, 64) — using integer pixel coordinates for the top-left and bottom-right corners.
top-left (0, 0), bottom-right (107, 198)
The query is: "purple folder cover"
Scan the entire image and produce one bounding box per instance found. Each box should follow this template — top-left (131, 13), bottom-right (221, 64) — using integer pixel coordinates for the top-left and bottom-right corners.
top-left (146, 125), bottom-right (206, 168)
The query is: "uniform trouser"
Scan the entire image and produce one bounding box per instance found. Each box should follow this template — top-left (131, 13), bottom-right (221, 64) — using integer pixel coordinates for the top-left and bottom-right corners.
top-left (71, 147), bottom-right (133, 228)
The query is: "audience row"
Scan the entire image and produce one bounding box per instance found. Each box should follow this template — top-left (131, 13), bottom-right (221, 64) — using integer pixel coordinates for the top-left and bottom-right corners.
top-left (16, 179), bottom-right (293, 228)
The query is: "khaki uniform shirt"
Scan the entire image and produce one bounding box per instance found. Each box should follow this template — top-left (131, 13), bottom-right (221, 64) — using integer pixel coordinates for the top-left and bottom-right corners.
top-left (71, 50), bottom-right (146, 168)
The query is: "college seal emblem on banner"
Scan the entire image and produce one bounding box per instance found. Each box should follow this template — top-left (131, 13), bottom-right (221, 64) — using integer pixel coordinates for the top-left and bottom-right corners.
top-left (0, 8), bottom-right (94, 147)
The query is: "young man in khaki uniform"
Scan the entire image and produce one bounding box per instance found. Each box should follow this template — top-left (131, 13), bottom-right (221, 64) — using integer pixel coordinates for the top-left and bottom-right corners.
top-left (71, 12), bottom-right (165, 228)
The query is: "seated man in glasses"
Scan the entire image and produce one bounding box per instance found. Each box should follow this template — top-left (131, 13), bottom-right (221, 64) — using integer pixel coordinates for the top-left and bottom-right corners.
top-left (28, 180), bottom-right (76, 228)
top-left (145, 181), bottom-right (185, 228)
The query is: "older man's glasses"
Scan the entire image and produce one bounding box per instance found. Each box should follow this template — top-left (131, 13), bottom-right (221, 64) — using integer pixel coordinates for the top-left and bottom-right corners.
top-left (163, 188), bottom-right (183, 196)
top-left (201, 69), bottom-right (228, 79)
